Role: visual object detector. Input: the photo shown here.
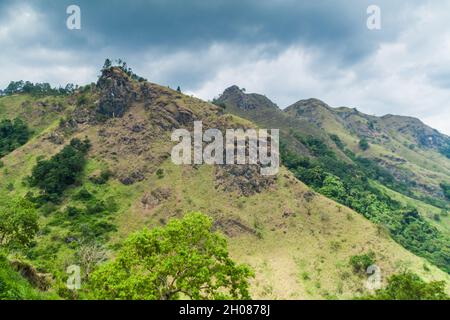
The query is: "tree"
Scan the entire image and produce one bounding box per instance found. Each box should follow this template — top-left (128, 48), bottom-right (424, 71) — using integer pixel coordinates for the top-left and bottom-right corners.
top-left (0, 198), bottom-right (39, 248)
top-left (359, 138), bottom-right (370, 151)
top-left (28, 138), bottom-right (91, 201)
top-left (319, 175), bottom-right (346, 200)
top-left (89, 212), bottom-right (254, 300)
top-left (76, 242), bottom-right (108, 280)
top-left (440, 183), bottom-right (450, 200)
top-left (102, 59), bottom-right (112, 70)
top-left (349, 252), bottom-right (376, 274)
top-left (362, 272), bottom-right (449, 300)
top-left (0, 118), bottom-right (31, 157)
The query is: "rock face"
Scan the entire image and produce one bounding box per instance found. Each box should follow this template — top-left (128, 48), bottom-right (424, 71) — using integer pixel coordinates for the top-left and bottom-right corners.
top-left (96, 68), bottom-right (137, 118)
top-left (381, 114), bottom-right (449, 149)
top-left (215, 164), bottom-right (276, 196)
top-left (218, 85), bottom-right (279, 110)
top-left (141, 188), bottom-right (172, 209)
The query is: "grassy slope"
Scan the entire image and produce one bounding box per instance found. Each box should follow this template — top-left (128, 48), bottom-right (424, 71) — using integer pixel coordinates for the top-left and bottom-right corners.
top-left (328, 110), bottom-right (450, 231)
top-left (0, 253), bottom-right (57, 300)
top-left (258, 99), bottom-right (450, 234)
top-left (0, 88), bottom-right (449, 300)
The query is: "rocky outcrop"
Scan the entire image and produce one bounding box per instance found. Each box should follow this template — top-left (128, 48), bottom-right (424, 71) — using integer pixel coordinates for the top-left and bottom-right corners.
top-left (141, 188), bottom-right (172, 209)
top-left (215, 164), bottom-right (276, 196)
top-left (96, 68), bottom-right (137, 118)
top-left (10, 259), bottom-right (52, 291)
top-left (218, 85), bottom-right (279, 110)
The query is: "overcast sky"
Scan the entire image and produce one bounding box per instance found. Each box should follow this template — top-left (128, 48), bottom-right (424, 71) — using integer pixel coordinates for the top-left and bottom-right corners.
top-left (0, 0), bottom-right (449, 134)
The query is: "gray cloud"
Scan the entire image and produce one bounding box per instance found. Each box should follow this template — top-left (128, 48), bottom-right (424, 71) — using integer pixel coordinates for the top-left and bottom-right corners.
top-left (0, 0), bottom-right (449, 134)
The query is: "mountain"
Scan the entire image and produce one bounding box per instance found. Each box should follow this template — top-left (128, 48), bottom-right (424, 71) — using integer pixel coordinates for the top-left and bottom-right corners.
top-left (217, 86), bottom-right (450, 274)
top-left (0, 67), bottom-right (449, 300)
top-left (283, 97), bottom-right (450, 210)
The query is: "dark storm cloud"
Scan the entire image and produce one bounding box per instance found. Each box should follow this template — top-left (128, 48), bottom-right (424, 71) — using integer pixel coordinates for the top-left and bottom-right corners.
top-left (19, 0), bottom-right (406, 64)
top-left (1, 0), bottom-right (449, 134)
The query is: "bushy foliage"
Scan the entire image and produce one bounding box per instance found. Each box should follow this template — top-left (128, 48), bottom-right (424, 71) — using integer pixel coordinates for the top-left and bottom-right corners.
top-left (329, 134), bottom-right (345, 150)
top-left (48, 194), bottom-right (118, 242)
top-left (349, 252), bottom-right (376, 274)
top-left (281, 136), bottom-right (450, 273)
top-left (28, 138), bottom-right (91, 202)
top-left (362, 272), bottom-right (449, 300)
top-left (295, 134), bottom-right (335, 157)
top-left (0, 198), bottom-right (39, 249)
top-left (359, 138), bottom-right (370, 151)
top-left (102, 58), bottom-right (147, 82)
top-left (441, 183), bottom-right (450, 200)
top-left (0, 118), bottom-right (31, 156)
top-left (89, 212), bottom-right (254, 300)
top-left (2, 80), bottom-right (75, 96)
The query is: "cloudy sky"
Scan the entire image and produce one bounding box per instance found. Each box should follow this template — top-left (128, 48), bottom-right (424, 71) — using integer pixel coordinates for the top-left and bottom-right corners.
top-left (1, 0), bottom-right (449, 134)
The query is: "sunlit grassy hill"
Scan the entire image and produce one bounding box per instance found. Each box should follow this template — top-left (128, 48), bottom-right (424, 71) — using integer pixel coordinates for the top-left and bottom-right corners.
top-left (0, 67), bottom-right (449, 299)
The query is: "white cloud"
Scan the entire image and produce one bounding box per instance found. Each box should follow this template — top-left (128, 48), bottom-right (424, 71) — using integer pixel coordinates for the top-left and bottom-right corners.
top-left (0, 4), bottom-right (45, 44)
top-left (0, 1), bottom-right (448, 135)
top-left (183, 2), bottom-right (450, 135)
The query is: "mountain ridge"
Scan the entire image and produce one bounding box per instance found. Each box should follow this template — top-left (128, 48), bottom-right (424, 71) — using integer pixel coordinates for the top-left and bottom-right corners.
top-left (0, 67), bottom-right (449, 299)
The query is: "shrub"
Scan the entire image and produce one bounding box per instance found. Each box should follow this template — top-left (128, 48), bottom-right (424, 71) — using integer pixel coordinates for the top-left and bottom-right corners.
top-left (73, 188), bottom-right (93, 201)
top-left (440, 183), bottom-right (450, 200)
top-left (65, 206), bottom-right (84, 217)
top-left (155, 168), bottom-right (164, 179)
top-left (329, 134), bottom-right (345, 150)
top-left (76, 95), bottom-right (88, 106)
top-left (350, 252), bottom-right (376, 274)
top-left (361, 272), bottom-right (449, 300)
top-left (359, 138), bottom-right (370, 151)
top-left (90, 170), bottom-right (111, 185)
top-left (28, 138), bottom-right (91, 201)
top-left (0, 198), bottom-right (39, 248)
top-left (0, 118), bottom-right (31, 157)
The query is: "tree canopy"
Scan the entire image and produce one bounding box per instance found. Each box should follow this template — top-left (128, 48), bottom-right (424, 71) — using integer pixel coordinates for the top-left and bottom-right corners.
top-left (0, 118), bottom-right (31, 157)
top-left (2, 81), bottom-right (75, 96)
top-left (362, 272), bottom-right (449, 300)
top-left (0, 198), bottom-right (39, 249)
top-left (89, 212), bottom-right (254, 300)
top-left (28, 138), bottom-right (91, 202)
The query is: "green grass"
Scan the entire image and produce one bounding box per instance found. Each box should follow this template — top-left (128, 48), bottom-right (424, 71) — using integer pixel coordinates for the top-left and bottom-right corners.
top-left (0, 252), bottom-right (57, 300)
top-left (1, 86), bottom-right (449, 300)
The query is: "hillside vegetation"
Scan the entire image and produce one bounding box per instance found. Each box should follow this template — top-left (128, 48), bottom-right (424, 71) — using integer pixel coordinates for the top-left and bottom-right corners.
top-left (217, 86), bottom-right (450, 274)
top-left (0, 64), bottom-right (448, 300)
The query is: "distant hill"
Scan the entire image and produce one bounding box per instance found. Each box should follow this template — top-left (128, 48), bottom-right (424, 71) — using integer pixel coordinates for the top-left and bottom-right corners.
top-left (217, 85), bottom-right (450, 274)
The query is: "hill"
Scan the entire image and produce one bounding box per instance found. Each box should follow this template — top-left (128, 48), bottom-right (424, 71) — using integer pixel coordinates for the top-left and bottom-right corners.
top-left (216, 86), bottom-right (450, 274)
top-left (0, 67), bottom-right (448, 299)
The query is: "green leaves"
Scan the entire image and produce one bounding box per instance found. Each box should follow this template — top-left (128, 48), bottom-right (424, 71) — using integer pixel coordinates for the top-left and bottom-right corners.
top-left (89, 212), bottom-right (254, 300)
top-left (359, 138), bottom-right (370, 151)
top-left (0, 118), bottom-right (31, 157)
top-left (363, 272), bottom-right (449, 300)
top-left (349, 252), bottom-right (376, 274)
top-left (440, 183), bottom-right (450, 200)
top-left (0, 198), bottom-right (39, 249)
top-left (281, 140), bottom-right (450, 274)
top-left (28, 138), bottom-right (91, 202)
